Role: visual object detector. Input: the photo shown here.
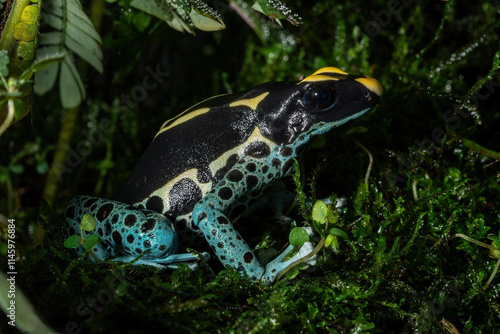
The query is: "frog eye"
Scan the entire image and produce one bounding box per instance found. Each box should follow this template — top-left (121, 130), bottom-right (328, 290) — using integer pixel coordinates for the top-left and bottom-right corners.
top-left (303, 87), bottom-right (335, 110)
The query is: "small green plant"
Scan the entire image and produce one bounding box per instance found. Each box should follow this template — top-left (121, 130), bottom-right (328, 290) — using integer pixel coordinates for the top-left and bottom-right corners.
top-left (454, 231), bottom-right (500, 290)
top-left (64, 213), bottom-right (101, 262)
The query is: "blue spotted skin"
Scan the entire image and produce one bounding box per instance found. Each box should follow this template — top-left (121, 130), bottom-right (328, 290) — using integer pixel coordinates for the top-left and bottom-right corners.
top-left (65, 67), bottom-right (383, 283)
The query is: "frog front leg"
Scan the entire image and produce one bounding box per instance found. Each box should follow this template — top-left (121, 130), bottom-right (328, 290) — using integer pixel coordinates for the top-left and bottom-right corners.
top-left (193, 157), bottom-right (314, 284)
top-left (66, 196), bottom-right (207, 269)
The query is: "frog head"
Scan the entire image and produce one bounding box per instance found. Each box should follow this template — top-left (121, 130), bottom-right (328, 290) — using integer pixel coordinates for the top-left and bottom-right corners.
top-left (257, 67), bottom-right (383, 145)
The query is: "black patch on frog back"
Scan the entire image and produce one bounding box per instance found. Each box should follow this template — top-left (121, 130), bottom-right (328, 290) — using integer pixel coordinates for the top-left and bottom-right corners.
top-left (111, 89), bottom-right (270, 205)
top-left (168, 178), bottom-right (203, 216)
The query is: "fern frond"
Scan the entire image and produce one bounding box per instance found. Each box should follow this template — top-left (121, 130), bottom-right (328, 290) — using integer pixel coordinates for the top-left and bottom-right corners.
top-left (35, 0), bottom-right (102, 108)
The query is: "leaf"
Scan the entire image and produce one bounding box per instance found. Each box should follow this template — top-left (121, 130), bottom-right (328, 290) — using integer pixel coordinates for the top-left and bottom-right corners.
top-left (10, 164), bottom-right (24, 174)
top-left (13, 98), bottom-right (24, 119)
top-left (34, 47), bottom-right (61, 95)
top-left (65, 35), bottom-right (103, 73)
top-left (289, 227), bottom-right (309, 247)
top-left (59, 56), bottom-right (85, 108)
top-left (81, 213), bottom-right (96, 232)
top-left (67, 9), bottom-right (102, 44)
top-left (132, 0), bottom-right (194, 34)
top-left (64, 235), bottom-right (82, 248)
top-left (38, 31), bottom-right (62, 45)
top-left (329, 228), bottom-right (349, 240)
top-left (312, 200), bottom-right (328, 224)
top-left (82, 234), bottom-right (99, 250)
top-left (0, 51), bottom-right (10, 77)
top-left (37, 0), bottom-right (103, 107)
top-left (20, 50), bottom-right (66, 81)
top-left (251, 0), bottom-right (301, 26)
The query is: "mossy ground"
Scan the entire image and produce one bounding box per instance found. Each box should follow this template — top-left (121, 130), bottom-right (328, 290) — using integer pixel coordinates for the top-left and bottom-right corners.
top-left (1, 0), bottom-right (500, 333)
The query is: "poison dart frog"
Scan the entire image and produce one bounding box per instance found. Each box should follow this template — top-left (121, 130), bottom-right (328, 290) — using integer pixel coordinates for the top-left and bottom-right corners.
top-left (65, 67), bottom-right (383, 284)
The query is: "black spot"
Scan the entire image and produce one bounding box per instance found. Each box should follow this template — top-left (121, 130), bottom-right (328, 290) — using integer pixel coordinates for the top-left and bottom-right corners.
top-left (245, 141), bottom-right (271, 158)
top-left (65, 205), bottom-right (75, 219)
top-left (135, 248), bottom-right (143, 254)
top-left (197, 212), bottom-right (207, 222)
top-left (217, 216), bottom-right (229, 225)
top-left (262, 165), bottom-right (269, 173)
top-left (218, 187), bottom-right (233, 200)
top-left (211, 229), bottom-right (217, 236)
top-left (280, 146), bottom-right (293, 157)
top-left (217, 242), bottom-right (224, 248)
top-left (272, 158), bottom-right (281, 168)
top-left (176, 218), bottom-right (187, 230)
top-left (271, 269), bottom-right (277, 273)
top-left (243, 251), bottom-right (254, 264)
top-left (282, 158), bottom-right (294, 175)
top-left (124, 214), bottom-right (137, 228)
top-left (97, 228), bottom-right (104, 237)
top-left (168, 178), bottom-right (203, 216)
top-left (226, 169), bottom-right (244, 182)
top-left (127, 234), bottom-right (135, 243)
top-left (214, 154), bottom-right (240, 183)
top-left (105, 222), bottom-right (111, 233)
top-left (96, 203), bottom-right (114, 222)
top-left (295, 143), bottom-right (307, 155)
top-left (84, 198), bottom-right (98, 208)
top-left (236, 235), bottom-right (242, 240)
top-left (143, 240), bottom-right (151, 248)
top-left (267, 173), bottom-right (274, 179)
top-left (111, 214), bottom-right (119, 224)
top-left (112, 231), bottom-right (122, 246)
top-left (246, 162), bottom-right (257, 172)
top-left (230, 258), bottom-right (235, 262)
top-left (246, 175), bottom-right (259, 190)
top-left (159, 245), bottom-right (166, 251)
top-left (221, 255), bottom-right (226, 261)
top-left (140, 219), bottom-right (156, 233)
top-left (237, 263), bottom-right (245, 271)
top-left (197, 166), bottom-right (212, 183)
top-left (146, 196), bottom-right (164, 213)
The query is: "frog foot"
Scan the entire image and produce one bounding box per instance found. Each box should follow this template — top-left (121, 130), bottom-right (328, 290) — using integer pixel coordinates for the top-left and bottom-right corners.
top-left (111, 252), bottom-right (210, 270)
top-left (261, 242), bottom-right (316, 284)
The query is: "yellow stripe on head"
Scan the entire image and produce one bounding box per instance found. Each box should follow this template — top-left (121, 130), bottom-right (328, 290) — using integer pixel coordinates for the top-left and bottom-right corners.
top-left (312, 67), bottom-right (348, 76)
top-left (355, 77), bottom-right (383, 97)
top-left (229, 92), bottom-right (269, 110)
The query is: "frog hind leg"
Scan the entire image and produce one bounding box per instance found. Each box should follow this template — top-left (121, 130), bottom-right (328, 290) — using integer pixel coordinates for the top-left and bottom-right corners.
top-left (65, 196), bottom-right (206, 268)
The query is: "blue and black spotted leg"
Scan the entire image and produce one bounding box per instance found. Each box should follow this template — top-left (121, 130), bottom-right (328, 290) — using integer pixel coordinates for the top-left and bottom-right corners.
top-left (193, 156), bottom-right (315, 284)
top-left (65, 196), bottom-right (208, 269)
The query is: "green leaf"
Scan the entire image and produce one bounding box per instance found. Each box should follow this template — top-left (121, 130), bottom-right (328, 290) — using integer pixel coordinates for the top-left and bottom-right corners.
top-left (65, 35), bottom-right (103, 73)
top-left (13, 98), bottom-right (24, 119)
top-left (346, 126), bottom-right (368, 135)
top-left (82, 234), bottom-right (99, 250)
top-left (81, 213), bottom-right (96, 232)
top-left (0, 51), bottom-right (10, 77)
top-left (34, 47), bottom-right (61, 95)
top-left (64, 235), bottom-right (82, 248)
top-left (59, 56), bottom-right (85, 108)
top-left (10, 164), bottom-right (24, 174)
top-left (251, 0), bottom-right (301, 25)
top-left (312, 200), bottom-right (328, 224)
top-left (289, 227), bottom-right (309, 247)
top-left (20, 50), bottom-right (66, 81)
top-left (36, 161), bottom-right (49, 174)
top-left (38, 31), bottom-right (62, 45)
top-left (0, 165), bottom-right (9, 183)
top-left (329, 228), bottom-right (349, 240)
